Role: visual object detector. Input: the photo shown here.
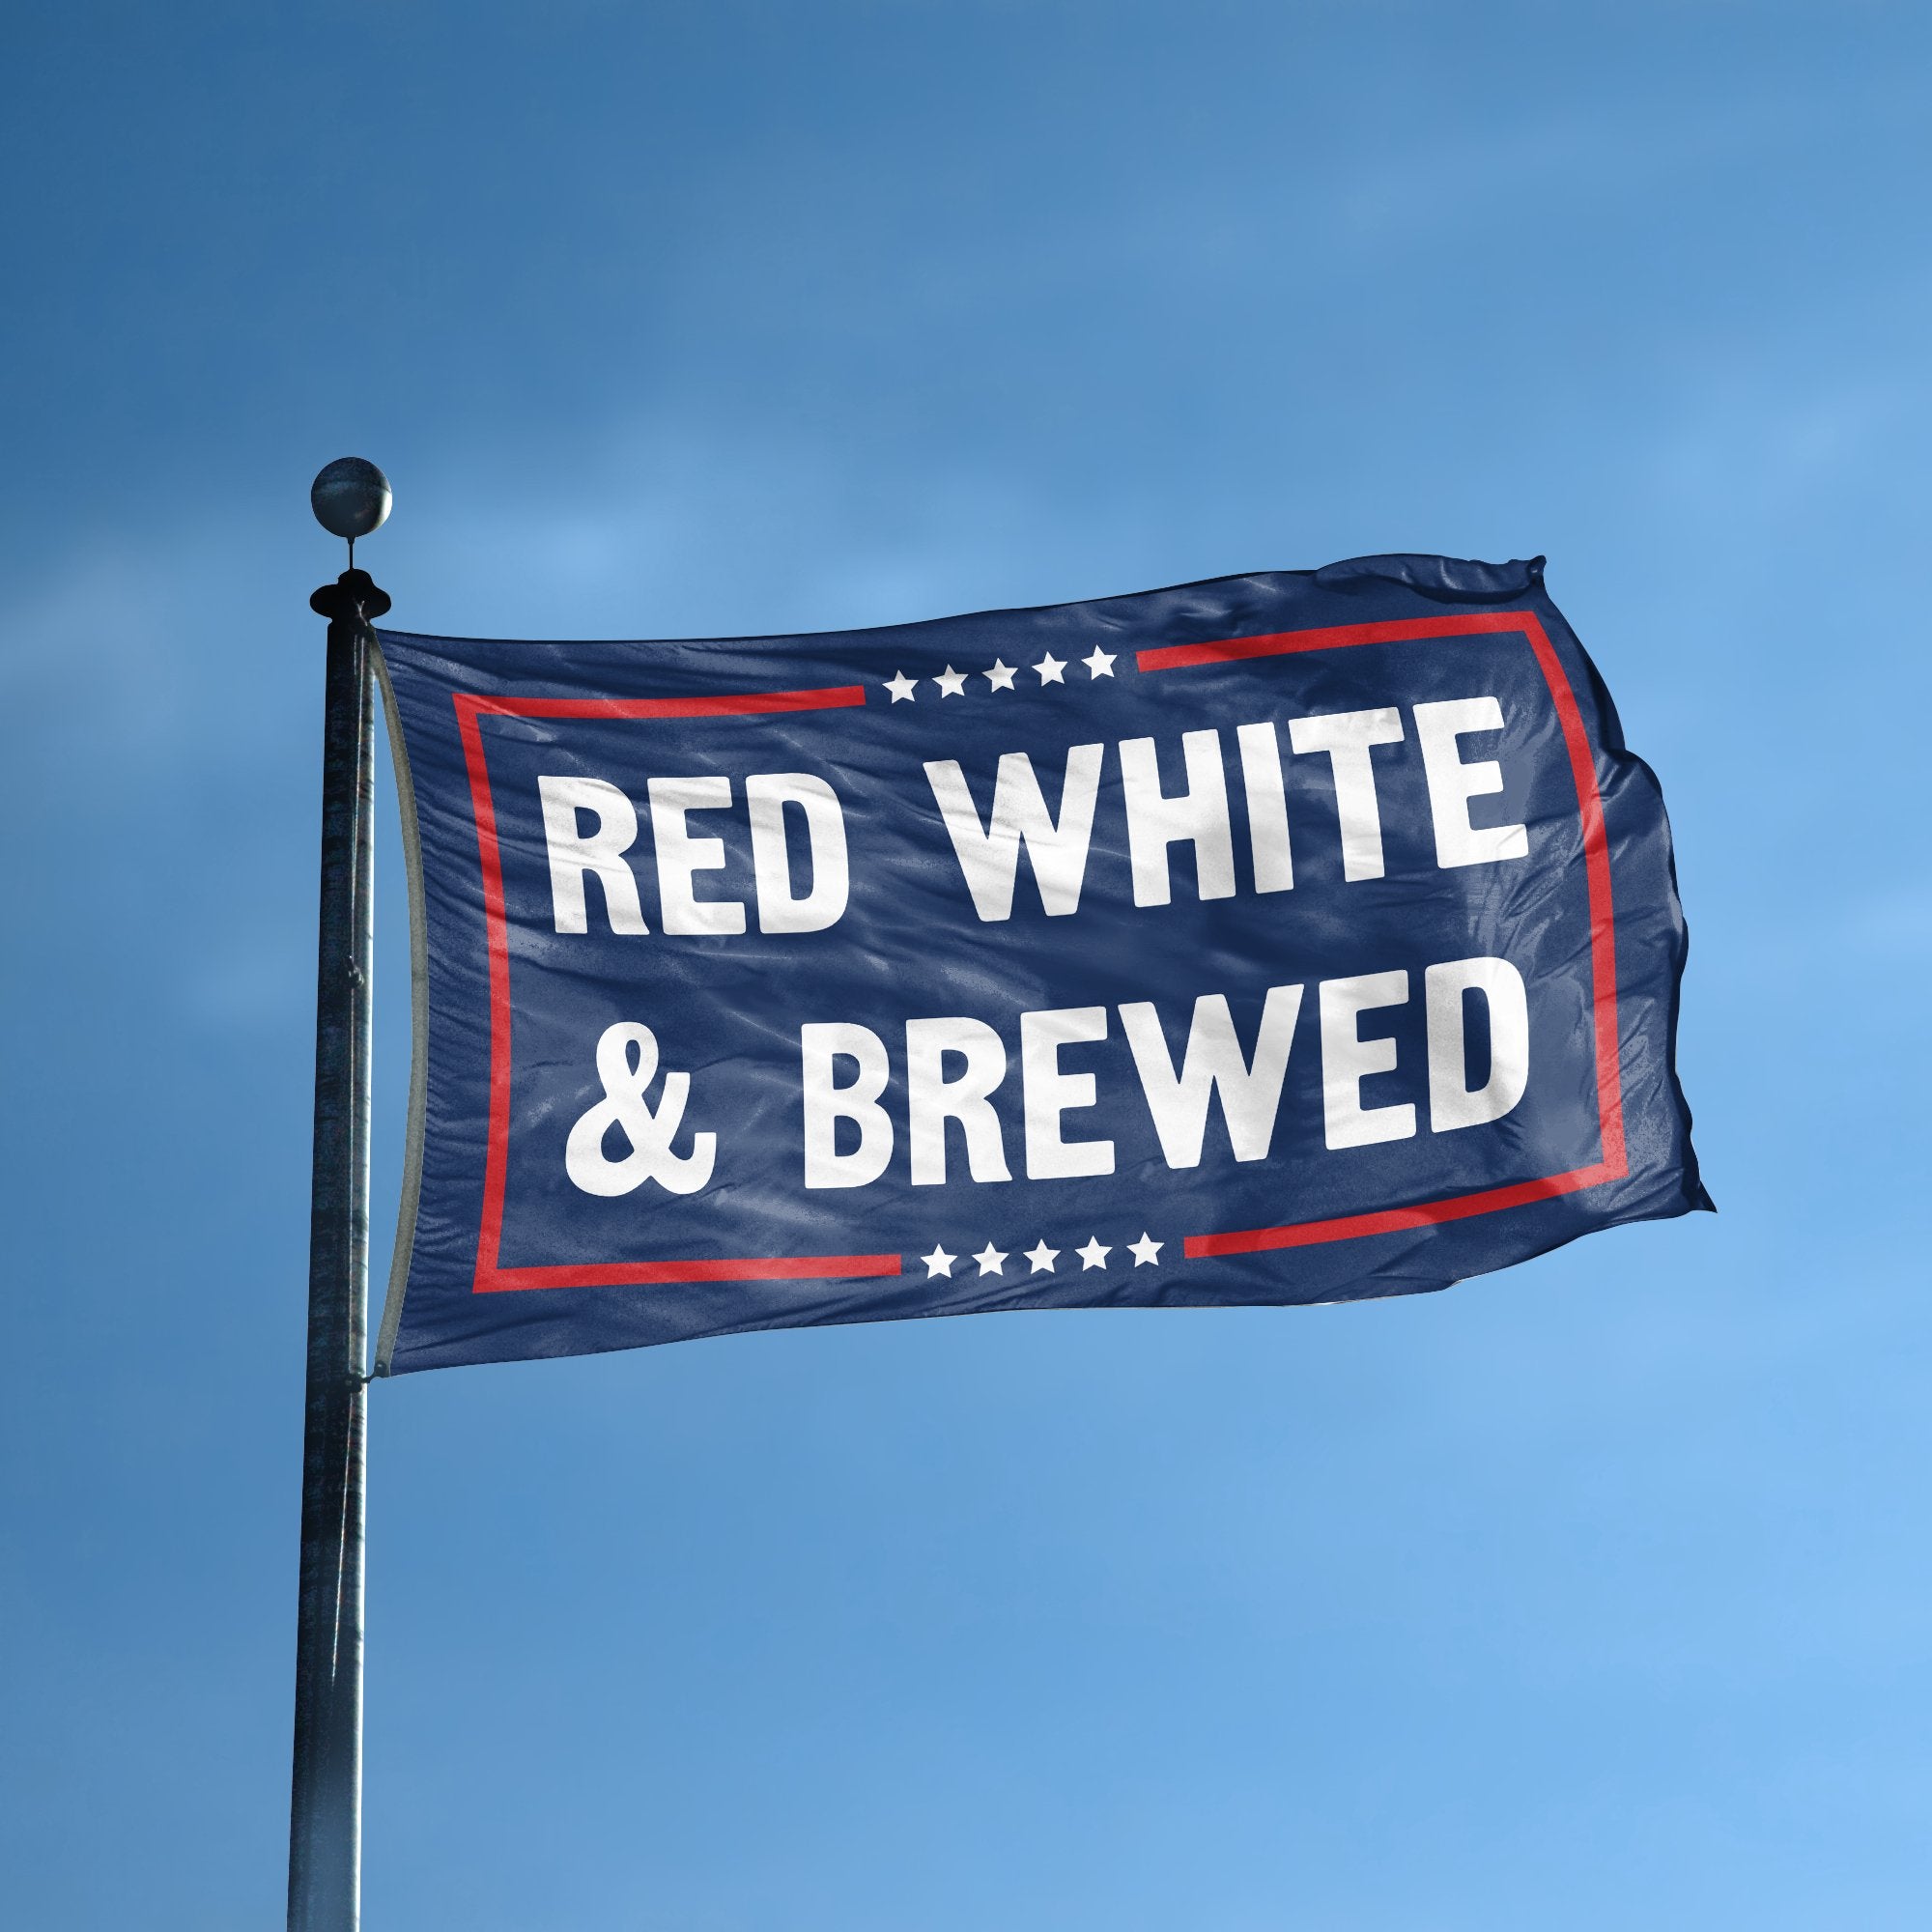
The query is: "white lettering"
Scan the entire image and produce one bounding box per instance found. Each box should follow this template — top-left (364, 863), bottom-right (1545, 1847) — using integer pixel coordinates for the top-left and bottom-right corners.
top-left (1120, 728), bottom-right (1236, 907)
top-left (564, 1022), bottom-right (715, 1196)
top-left (1020, 1006), bottom-right (1116, 1179)
top-left (1288, 708), bottom-right (1405, 881)
top-left (1426, 956), bottom-right (1530, 1130)
top-left (648, 775), bottom-right (746, 936)
top-left (746, 772), bottom-right (849, 934)
top-left (906, 1016), bottom-right (1012, 1184)
top-left (1236, 722), bottom-right (1293, 894)
top-left (1120, 985), bottom-right (1303, 1168)
top-left (1319, 970), bottom-right (1416, 1148)
top-left (537, 776), bottom-right (649, 934)
top-left (923, 746), bottom-right (1104, 923)
top-left (799, 1023), bottom-right (893, 1188)
top-left (1413, 697), bottom-right (1528, 869)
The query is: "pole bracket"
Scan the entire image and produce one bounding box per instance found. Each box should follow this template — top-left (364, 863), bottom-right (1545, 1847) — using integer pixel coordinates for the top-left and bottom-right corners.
top-left (311, 569), bottom-right (392, 626)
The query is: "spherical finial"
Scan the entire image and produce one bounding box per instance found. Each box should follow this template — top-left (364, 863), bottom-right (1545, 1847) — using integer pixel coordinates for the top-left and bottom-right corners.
top-left (310, 457), bottom-right (392, 542)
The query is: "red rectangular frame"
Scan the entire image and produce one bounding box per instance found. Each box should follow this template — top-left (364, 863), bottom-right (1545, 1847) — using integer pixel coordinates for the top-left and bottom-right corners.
top-left (452, 610), bottom-right (1626, 1293)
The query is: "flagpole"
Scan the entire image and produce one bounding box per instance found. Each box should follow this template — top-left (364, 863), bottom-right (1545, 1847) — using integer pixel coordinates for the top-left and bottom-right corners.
top-left (290, 462), bottom-right (391, 1932)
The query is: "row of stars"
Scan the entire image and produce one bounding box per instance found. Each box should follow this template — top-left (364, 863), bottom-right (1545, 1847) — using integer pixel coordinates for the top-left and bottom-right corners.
top-left (883, 648), bottom-right (1119, 702)
top-left (919, 1233), bottom-right (1163, 1279)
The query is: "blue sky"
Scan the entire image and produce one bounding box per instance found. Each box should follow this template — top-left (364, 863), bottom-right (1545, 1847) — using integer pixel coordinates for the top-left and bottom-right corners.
top-left (3, 3), bottom-right (1929, 1926)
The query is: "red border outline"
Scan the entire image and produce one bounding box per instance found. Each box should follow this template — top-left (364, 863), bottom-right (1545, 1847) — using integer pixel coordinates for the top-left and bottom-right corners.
top-left (453, 610), bottom-right (1626, 1293)
top-left (1137, 611), bottom-right (1628, 1257)
top-left (455, 685), bottom-right (901, 1293)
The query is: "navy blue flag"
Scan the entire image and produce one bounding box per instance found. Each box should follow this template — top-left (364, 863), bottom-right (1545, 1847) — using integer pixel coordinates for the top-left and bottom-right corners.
top-left (371, 554), bottom-right (1707, 1376)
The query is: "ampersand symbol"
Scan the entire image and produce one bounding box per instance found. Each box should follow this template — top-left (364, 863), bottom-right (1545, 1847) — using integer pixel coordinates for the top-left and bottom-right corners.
top-left (565, 1022), bottom-right (718, 1197)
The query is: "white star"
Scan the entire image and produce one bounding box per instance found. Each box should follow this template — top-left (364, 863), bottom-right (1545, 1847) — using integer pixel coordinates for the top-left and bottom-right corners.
top-left (1128, 1233), bottom-right (1164, 1267)
top-left (1033, 652), bottom-right (1066, 685)
top-left (973, 1242), bottom-right (1009, 1276)
top-left (922, 1245), bottom-right (956, 1278)
top-left (982, 659), bottom-right (1018, 692)
top-left (1076, 1236), bottom-right (1112, 1270)
top-left (1082, 646), bottom-right (1117, 679)
top-left (1024, 1239), bottom-right (1060, 1274)
top-left (884, 669), bottom-right (918, 703)
top-left (933, 665), bottom-right (968, 697)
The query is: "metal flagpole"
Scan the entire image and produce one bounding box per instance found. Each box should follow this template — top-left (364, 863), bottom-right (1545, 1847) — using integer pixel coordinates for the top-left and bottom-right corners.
top-left (290, 460), bottom-right (392, 1932)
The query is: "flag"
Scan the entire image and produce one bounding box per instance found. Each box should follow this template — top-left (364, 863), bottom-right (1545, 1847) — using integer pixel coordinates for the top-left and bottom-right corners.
top-left (371, 554), bottom-right (1707, 1374)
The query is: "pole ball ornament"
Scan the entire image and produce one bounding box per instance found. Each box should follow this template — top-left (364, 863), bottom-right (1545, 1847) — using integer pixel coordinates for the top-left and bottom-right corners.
top-left (310, 457), bottom-right (392, 541)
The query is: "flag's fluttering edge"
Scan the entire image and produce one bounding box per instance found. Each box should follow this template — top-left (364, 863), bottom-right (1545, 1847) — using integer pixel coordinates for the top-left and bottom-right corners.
top-left (372, 554), bottom-right (1707, 1374)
